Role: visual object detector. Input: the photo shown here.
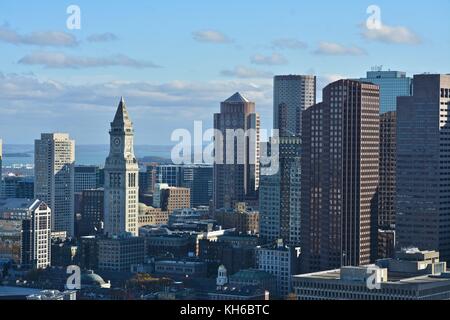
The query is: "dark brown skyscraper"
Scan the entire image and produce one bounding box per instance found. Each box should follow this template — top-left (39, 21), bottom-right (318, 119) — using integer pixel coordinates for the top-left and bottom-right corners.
top-left (301, 79), bottom-right (380, 273)
top-left (213, 93), bottom-right (260, 210)
top-left (379, 111), bottom-right (397, 229)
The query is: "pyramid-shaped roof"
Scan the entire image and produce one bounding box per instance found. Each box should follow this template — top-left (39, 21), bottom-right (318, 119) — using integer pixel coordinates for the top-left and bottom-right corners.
top-left (224, 92), bottom-right (250, 103)
top-left (112, 97), bottom-right (132, 126)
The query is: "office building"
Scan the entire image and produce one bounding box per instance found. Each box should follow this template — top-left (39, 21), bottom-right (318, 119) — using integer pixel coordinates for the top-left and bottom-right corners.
top-left (21, 200), bottom-right (52, 270)
top-left (34, 133), bottom-right (75, 237)
top-left (292, 248), bottom-right (450, 300)
top-left (104, 98), bottom-right (139, 237)
top-left (379, 111), bottom-right (397, 229)
top-left (273, 75), bottom-right (316, 136)
top-left (78, 189), bottom-right (104, 237)
top-left (180, 165), bottom-right (213, 207)
top-left (74, 165), bottom-right (101, 193)
top-left (214, 202), bottom-right (259, 235)
top-left (213, 93), bottom-right (260, 210)
top-left (98, 236), bottom-right (145, 272)
top-left (153, 184), bottom-right (190, 213)
top-left (138, 203), bottom-right (169, 228)
top-left (301, 79), bottom-right (380, 272)
top-left (259, 136), bottom-right (301, 246)
top-left (1, 175), bottom-right (34, 199)
top-left (359, 69), bottom-right (412, 113)
top-left (396, 74), bottom-right (450, 261)
top-left (256, 240), bottom-right (298, 298)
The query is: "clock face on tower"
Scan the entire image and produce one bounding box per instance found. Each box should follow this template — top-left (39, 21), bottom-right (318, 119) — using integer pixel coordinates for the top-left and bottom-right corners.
top-left (113, 137), bottom-right (121, 148)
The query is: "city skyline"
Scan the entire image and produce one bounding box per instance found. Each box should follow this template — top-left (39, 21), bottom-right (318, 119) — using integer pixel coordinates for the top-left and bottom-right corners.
top-left (0, 0), bottom-right (449, 145)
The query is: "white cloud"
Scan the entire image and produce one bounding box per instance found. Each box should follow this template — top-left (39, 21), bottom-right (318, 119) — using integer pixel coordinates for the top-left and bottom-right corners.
top-left (18, 52), bottom-right (160, 69)
top-left (0, 24), bottom-right (78, 47)
top-left (87, 33), bottom-right (118, 43)
top-left (0, 72), bottom-right (274, 144)
top-left (221, 66), bottom-right (273, 79)
top-left (271, 38), bottom-right (307, 50)
top-left (314, 42), bottom-right (366, 56)
top-left (192, 30), bottom-right (232, 43)
top-left (361, 23), bottom-right (421, 45)
top-left (251, 53), bottom-right (288, 65)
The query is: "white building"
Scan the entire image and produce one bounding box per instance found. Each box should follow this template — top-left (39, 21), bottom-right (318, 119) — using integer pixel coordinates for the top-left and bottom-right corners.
top-left (256, 239), bottom-right (298, 298)
top-left (21, 200), bottom-right (52, 269)
top-left (34, 133), bottom-right (75, 237)
top-left (104, 98), bottom-right (139, 237)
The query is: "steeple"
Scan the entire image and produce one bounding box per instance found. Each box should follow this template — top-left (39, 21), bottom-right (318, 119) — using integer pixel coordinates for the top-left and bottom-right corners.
top-left (112, 97), bottom-right (132, 127)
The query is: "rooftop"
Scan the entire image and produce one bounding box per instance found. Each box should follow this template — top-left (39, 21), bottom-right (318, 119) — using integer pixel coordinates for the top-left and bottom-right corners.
top-left (224, 92), bottom-right (250, 103)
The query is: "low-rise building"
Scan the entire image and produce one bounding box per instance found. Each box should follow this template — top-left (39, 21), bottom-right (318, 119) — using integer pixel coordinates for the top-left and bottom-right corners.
top-left (98, 236), bottom-right (145, 272)
top-left (256, 239), bottom-right (299, 298)
top-left (292, 248), bottom-right (450, 300)
top-left (138, 203), bottom-right (169, 228)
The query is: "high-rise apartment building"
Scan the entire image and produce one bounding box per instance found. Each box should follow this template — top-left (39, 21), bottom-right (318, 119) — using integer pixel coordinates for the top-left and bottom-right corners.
top-left (104, 98), bottom-right (139, 237)
top-left (213, 92), bottom-right (260, 210)
top-left (34, 133), bottom-right (75, 237)
top-left (273, 75), bottom-right (316, 136)
top-left (359, 70), bottom-right (412, 113)
top-left (301, 79), bottom-right (380, 272)
top-left (396, 74), bottom-right (450, 262)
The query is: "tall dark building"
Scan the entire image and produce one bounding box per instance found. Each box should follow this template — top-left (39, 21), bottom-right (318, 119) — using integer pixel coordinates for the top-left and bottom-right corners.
top-left (396, 74), bottom-right (450, 262)
top-left (181, 165), bottom-right (213, 207)
top-left (78, 189), bottom-right (104, 237)
top-left (301, 79), bottom-right (380, 272)
top-left (213, 93), bottom-right (260, 210)
top-left (74, 165), bottom-right (101, 193)
top-left (379, 111), bottom-right (397, 229)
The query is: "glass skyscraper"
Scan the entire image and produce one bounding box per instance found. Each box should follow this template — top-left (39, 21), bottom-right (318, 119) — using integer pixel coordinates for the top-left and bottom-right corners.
top-left (359, 70), bottom-right (412, 113)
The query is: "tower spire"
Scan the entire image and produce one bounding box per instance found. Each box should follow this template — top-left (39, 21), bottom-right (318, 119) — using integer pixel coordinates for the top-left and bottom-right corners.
top-left (112, 97), bottom-right (132, 127)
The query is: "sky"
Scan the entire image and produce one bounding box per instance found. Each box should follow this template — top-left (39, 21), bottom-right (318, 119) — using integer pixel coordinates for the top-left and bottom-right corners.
top-left (0, 0), bottom-right (449, 145)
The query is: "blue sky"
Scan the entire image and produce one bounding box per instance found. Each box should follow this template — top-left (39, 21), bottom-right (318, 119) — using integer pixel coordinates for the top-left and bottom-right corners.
top-left (0, 0), bottom-right (449, 145)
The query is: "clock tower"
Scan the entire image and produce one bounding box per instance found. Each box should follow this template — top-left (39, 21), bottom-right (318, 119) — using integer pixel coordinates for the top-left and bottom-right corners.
top-left (104, 97), bottom-right (139, 237)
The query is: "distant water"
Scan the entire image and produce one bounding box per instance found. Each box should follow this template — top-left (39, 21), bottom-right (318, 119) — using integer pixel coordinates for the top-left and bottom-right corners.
top-left (2, 144), bottom-right (173, 168)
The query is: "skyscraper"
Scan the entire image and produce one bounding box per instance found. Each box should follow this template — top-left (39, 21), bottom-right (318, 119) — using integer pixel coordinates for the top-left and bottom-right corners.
top-left (301, 79), bottom-right (380, 272)
top-left (79, 189), bottom-right (104, 237)
top-left (359, 69), bottom-right (412, 113)
top-left (379, 111), bottom-right (397, 229)
top-left (213, 92), bottom-right (260, 210)
top-left (104, 98), bottom-right (139, 237)
top-left (34, 133), bottom-right (75, 237)
top-left (396, 74), bottom-right (450, 262)
top-left (21, 199), bottom-right (52, 270)
top-left (259, 137), bottom-right (302, 246)
top-left (259, 75), bottom-right (316, 247)
top-left (273, 75), bottom-right (316, 136)
top-left (74, 165), bottom-right (101, 193)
